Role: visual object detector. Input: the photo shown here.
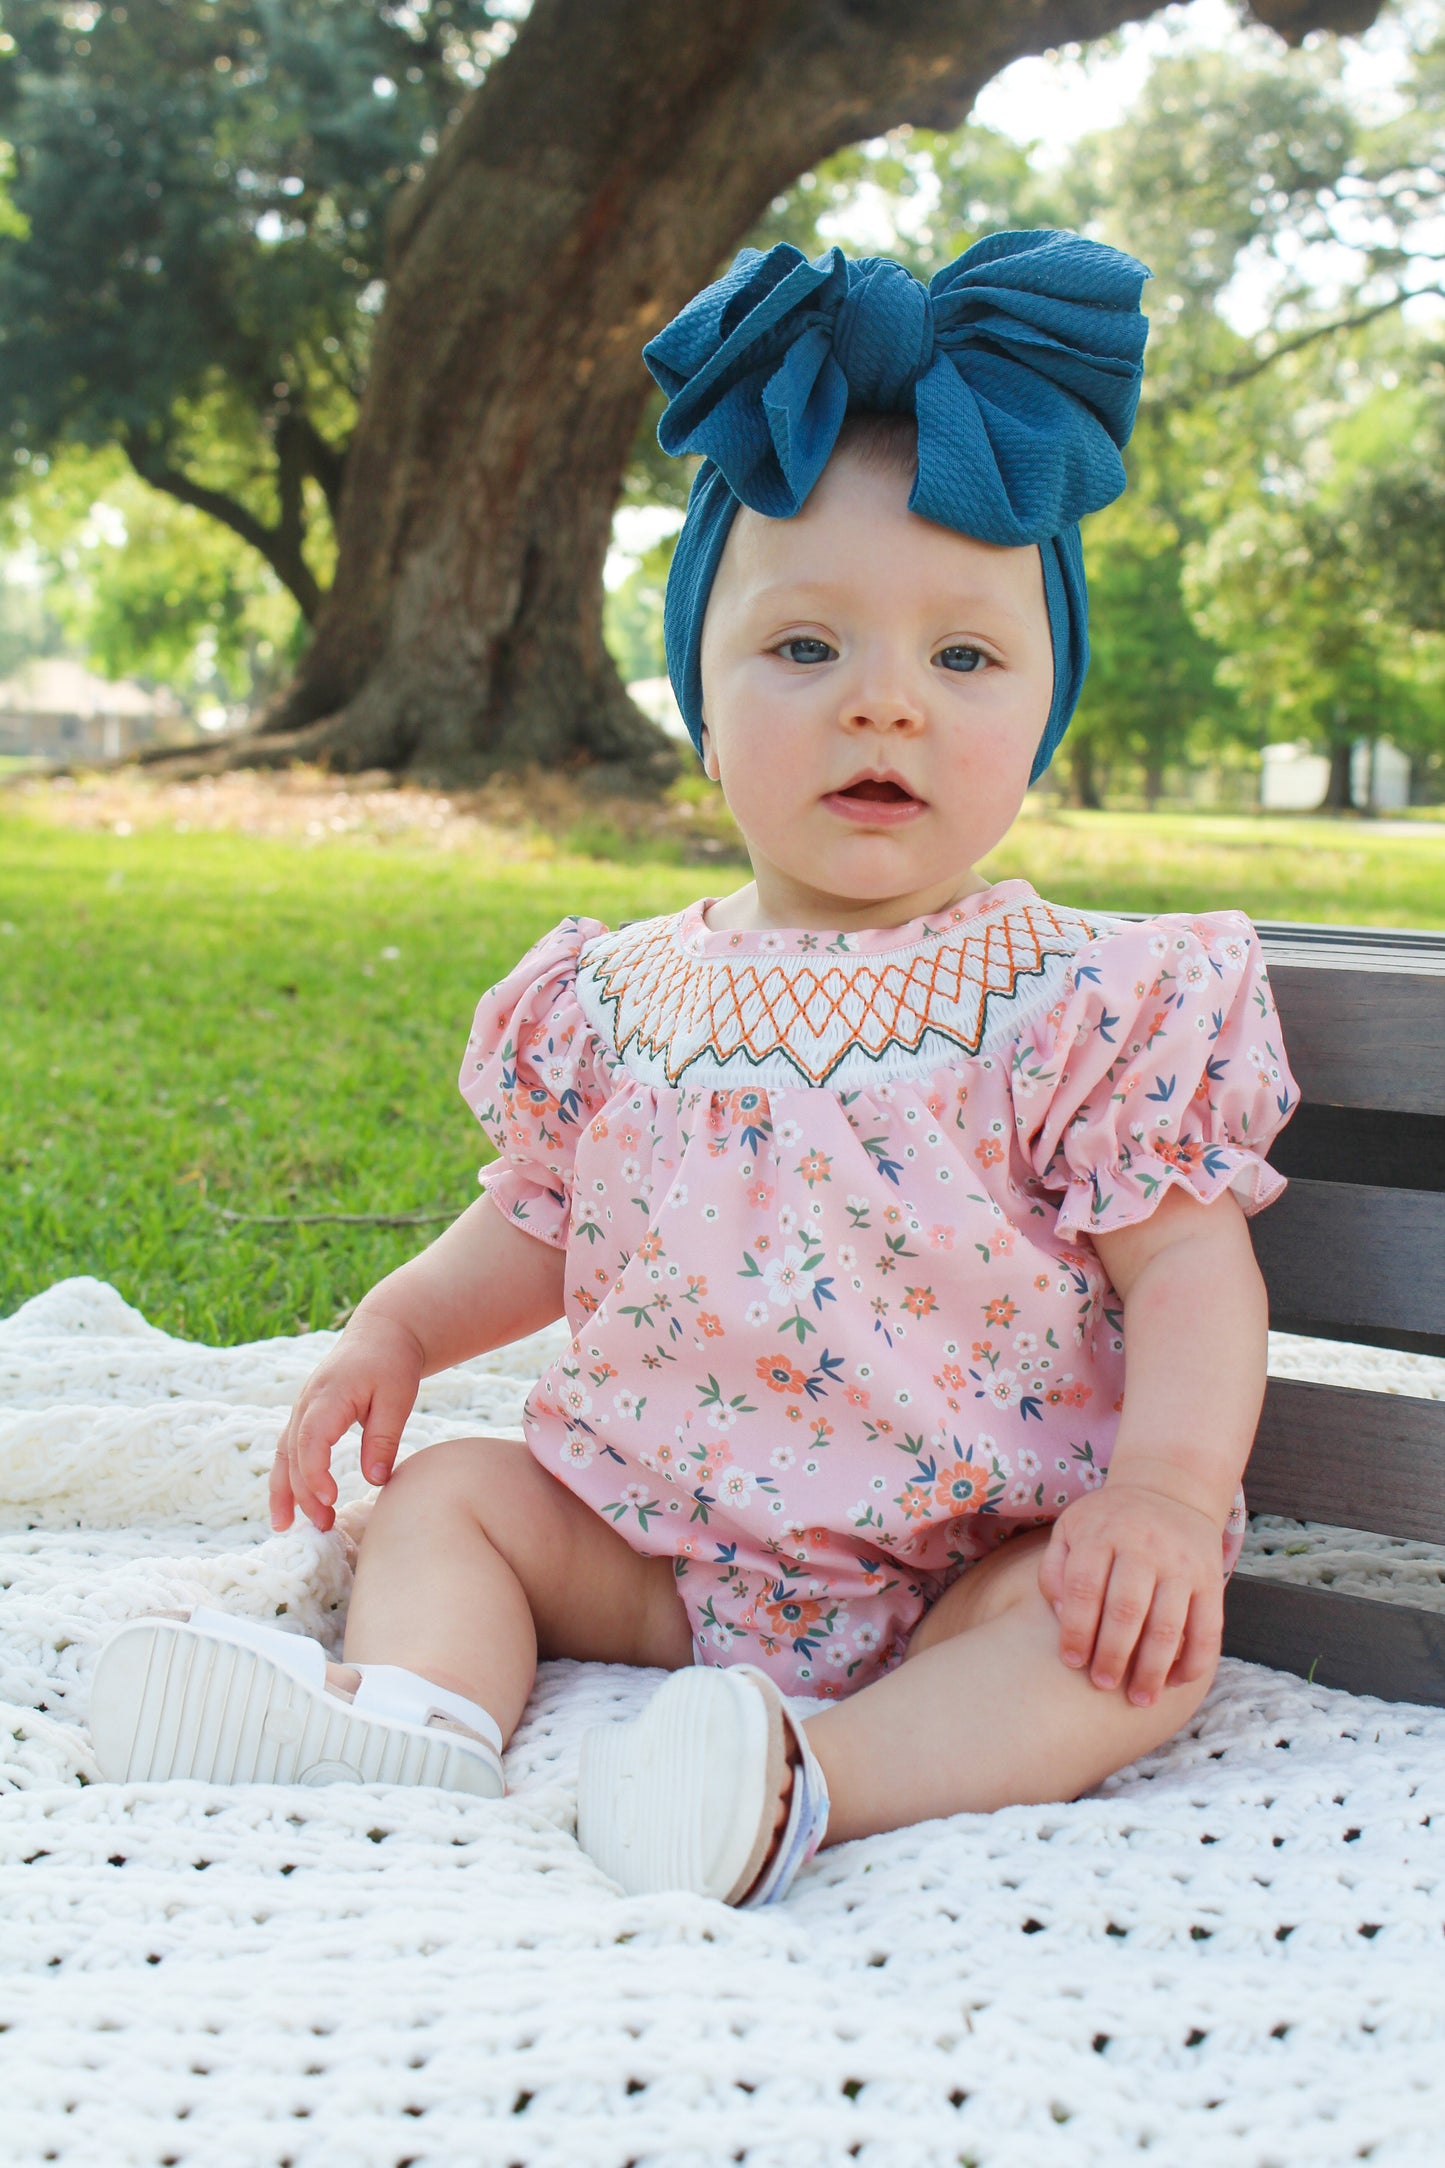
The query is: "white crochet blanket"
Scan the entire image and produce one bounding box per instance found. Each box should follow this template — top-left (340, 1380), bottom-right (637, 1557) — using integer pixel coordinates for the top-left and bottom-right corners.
top-left (4, 1277), bottom-right (1445, 2168)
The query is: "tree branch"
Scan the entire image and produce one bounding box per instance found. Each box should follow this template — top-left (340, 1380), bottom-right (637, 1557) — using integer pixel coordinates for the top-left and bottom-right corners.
top-left (122, 429), bottom-right (323, 621)
top-left (1165, 292), bottom-right (1427, 405)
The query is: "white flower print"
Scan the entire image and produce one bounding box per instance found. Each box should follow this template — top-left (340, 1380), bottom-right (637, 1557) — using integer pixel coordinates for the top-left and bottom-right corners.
top-left (837, 1245), bottom-right (857, 1271)
top-left (1014, 1332), bottom-right (1037, 1356)
top-left (613, 1390), bottom-right (643, 1420)
top-left (560, 1436), bottom-right (594, 1470)
top-left (777, 1204), bottom-right (799, 1236)
top-left (763, 1246), bottom-right (809, 1306)
top-left (824, 1643), bottom-right (851, 1668)
top-left (620, 1158), bottom-right (641, 1183)
top-left (1078, 1460), bottom-right (1104, 1489)
top-left (854, 1623), bottom-right (881, 1651)
top-left (707, 1403), bottom-right (739, 1433)
top-left (1007, 1479), bottom-right (1036, 1507)
top-left (621, 1482), bottom-right (653, 1509)
top-left (1017, 1448), bottom-right (1041, 1478)
top-left (558, 1379), bottom-right (593, 1420)
top-left (667, 1183), bottom-right (689, 1210)
top-left (775, 1119), bottom-right (804, 1149)
top-left (845, 1194), bottom-right (870, 1215)
top-left (718, 1466), bottom-right (758, 1508)
top-left (1053, 1489), bottom-right (1070, 1508)
top-left (770, 1444), bottom-right (795, 1470)
top-left (984, 1370), bottom-right (1020, 1409)
top-left (849, 1501), bottom-right (874, 1526)
top-left (744, 1300), bottom-right (770, 1328)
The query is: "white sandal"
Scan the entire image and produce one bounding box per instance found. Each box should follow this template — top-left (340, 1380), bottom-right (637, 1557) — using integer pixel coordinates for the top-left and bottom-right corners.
top-left (89, 1607), bottom-right (505, 1797)
top-left (577, 1664), bottom-right (830, 1906)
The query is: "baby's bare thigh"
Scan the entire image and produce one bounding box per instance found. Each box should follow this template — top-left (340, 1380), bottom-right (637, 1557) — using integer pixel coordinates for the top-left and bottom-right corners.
top-left (363, 1434), bottom-right (694, 1671)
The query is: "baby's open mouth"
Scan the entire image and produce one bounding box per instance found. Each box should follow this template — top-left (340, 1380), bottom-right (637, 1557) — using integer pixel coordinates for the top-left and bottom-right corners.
top-left (835, 777), bottom-right (918, 803)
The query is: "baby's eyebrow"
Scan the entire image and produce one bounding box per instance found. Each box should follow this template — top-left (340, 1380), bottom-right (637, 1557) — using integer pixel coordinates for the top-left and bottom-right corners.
top-left (744, 580), bottom-right (1032, 627)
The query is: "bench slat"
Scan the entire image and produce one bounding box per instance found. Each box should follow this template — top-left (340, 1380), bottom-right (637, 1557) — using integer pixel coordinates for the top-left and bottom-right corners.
top-left (1261, 957), bottom-right (1445, 1116)
top-left (1250, 1179), bottom-right (1445, 1356)
top-left (1223, 1575), bottom-right (1445, 1706)
top-left (1248, 1378), bottom-right (1445, 1541)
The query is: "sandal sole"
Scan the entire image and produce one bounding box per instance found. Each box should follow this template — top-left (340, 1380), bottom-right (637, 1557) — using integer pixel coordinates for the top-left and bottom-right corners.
top-left (577, 1667), bottom-right (784, 1899)
top-left (89, 1620), bottom-right (504, 1796)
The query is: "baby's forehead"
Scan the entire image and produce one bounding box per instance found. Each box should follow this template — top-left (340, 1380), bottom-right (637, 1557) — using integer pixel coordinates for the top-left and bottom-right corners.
top-left (722, 487), bottom-right (1045, 618)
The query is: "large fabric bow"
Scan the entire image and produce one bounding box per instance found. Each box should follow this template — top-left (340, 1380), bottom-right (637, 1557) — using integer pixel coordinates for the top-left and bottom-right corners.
top-left (642, 229), bottom-right (1150, 781)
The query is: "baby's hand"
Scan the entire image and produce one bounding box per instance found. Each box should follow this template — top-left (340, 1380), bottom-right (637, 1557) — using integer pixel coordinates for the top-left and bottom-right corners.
top-left (1036, 1481), bottom-right (1225, 1707)
top-left (269, 1310), bottom-right (425, 1533)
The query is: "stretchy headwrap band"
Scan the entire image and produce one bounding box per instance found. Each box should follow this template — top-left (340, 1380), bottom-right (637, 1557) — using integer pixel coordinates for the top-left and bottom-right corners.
top-left (642, 229), bottom-right (1149, 782)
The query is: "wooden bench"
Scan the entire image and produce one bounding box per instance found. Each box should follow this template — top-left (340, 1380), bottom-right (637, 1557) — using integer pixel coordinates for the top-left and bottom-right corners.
top-left (1213, 920), bottom-right (1445, 1706)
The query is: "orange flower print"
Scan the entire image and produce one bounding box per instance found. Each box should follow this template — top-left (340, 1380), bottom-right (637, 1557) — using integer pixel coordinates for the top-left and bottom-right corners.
top-left (796, 1149), bottom-right (833, 1188)
top-left (757, 1352), bottom-right (808, 1396)
top-left (983, 1296), bottom-right (1017, 1329)
top-left (572, 1287), bottom-right (599, 1315)
top-left (935, 1460), bottom-right (990, 1513)
top-left (589, 1114), bottom-right (610, 1142)
top-left (637, 1229), bottom-right (663, 1264)
top-left (974, 1136), bottom-right (1004, 1168)
top-left (935, 1363), bottom-right (966, 1391)
top-left (760, 1594), bottom-right (827, 1640)
top-left (1156, 1137), bottom-right (1204, 1172)
top-left (843, 1383), bottom-right (870, 1409)
top-left (897, 1480), bottom-right (934, 1522)
top-left (746, 1181), bottom-right (774, 1211)
top-left (927, 1224), bottom-right (955, 1251)
top-left (698, 1312), bottom-right (725, 1338)
top-left (902, 1285), bottom-right (938, 1320)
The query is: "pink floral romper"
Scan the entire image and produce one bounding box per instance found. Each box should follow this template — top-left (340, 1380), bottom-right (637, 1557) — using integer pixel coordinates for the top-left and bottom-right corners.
top-left (461, 878), bottom-right (1297, 1699)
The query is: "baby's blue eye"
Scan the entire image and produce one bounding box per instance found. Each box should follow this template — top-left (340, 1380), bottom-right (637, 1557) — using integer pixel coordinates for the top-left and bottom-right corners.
top-left (937, 645), bottom-right (988, 673)
top-left (778, 637), bottom-right (834, 665)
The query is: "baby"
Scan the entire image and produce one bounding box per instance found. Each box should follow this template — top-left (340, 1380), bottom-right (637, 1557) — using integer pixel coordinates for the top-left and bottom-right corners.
top-left (91, 230), bottom-right (1297, 1909)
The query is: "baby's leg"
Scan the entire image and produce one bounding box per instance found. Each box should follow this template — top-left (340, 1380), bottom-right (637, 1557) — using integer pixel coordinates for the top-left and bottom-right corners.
top-left (804, 1528), bottom-right (1216, 1845)
top-left (340, 1437), bottom-right (693, 1739)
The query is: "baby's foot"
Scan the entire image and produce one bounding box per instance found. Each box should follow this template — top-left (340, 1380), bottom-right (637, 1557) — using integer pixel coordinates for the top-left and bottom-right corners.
top-left (89, 1610), bottom-right (505, 1794)
top-left (576, 1665), bottom-right (827, 1906)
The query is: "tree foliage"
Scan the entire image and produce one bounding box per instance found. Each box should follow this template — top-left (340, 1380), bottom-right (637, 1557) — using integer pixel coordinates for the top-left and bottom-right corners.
top-left (0, 0), bottom-right (505, 614)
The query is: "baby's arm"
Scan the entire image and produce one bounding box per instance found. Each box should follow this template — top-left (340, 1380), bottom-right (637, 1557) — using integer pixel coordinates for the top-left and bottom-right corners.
top-left (270, 1196), bottom-right (565, 1532)
top-left (1037, 1185), bottom-right (1268, 1707)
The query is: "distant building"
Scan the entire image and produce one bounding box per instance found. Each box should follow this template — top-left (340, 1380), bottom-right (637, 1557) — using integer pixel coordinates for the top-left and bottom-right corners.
top-left (0, 658), bottom-right (179, 760)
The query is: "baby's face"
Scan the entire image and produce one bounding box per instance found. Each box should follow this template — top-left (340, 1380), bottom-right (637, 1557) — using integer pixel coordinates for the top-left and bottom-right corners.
top-left (697, 450), bottom-right (1053, 928)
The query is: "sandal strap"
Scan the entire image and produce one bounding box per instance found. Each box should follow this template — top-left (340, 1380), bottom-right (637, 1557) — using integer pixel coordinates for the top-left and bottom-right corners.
top-left (351, 1664), bottom-right (504, 1756)
top-left (187, 1606), bottom-right (327, 1691)
top-left (733, 1670), bottom-right (830, 1909)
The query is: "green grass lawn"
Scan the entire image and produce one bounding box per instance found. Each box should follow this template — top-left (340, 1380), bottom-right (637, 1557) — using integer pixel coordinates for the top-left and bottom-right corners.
top-left (3, 792), bottom-right (1441, 1344)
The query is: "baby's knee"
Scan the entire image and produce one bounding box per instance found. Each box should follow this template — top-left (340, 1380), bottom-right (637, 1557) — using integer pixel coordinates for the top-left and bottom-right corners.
top-left (370, 1434), bottom-right (541, 1529)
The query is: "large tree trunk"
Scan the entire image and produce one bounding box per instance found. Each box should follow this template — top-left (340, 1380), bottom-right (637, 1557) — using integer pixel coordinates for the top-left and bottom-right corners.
top-left (240, 0), bottom-right (1383, 783)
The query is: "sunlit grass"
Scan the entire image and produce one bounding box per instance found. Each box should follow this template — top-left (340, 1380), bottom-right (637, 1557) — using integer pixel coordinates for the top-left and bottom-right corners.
top-left (2, 785), bottom-right (1440, 1343)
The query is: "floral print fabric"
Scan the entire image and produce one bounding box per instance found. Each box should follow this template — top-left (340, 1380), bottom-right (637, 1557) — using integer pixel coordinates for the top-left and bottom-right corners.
top-left (461, 879), bottom-right (1295, 1697)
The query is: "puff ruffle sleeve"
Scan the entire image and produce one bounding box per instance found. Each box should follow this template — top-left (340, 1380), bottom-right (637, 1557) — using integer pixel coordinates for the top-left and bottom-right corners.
top-left (459, 917), bottom-right (614, 1249)
top-left (1010, 910), bottom-right (1298, 1241)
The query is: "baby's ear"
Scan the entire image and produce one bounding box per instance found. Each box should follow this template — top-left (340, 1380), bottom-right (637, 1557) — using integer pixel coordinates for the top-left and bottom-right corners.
top-left (699, 722), bottom-right (721, 784)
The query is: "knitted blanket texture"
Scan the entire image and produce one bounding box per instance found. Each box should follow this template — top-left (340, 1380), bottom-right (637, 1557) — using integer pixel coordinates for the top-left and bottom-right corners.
top-left (3, 1276), bottom-right (1444, 2168)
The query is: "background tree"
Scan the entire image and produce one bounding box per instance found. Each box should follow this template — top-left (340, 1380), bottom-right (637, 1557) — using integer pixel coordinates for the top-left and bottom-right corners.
top-left (0, 0), bottom-right (1380, 781)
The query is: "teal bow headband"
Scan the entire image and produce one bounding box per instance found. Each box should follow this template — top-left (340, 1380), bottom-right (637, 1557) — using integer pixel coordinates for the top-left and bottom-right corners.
top-left (642, 228), bottom-right (1150, 781)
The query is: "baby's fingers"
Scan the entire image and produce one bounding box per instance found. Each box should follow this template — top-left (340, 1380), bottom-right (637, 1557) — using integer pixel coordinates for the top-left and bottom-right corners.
top-left (288, 1393), bottom-right (351, 1530)
top-left (1123, 1577), bottom-right (1192, 1706)
top-left (1054, 1536), bottom-right (1113, 1676)
top-left (1167, 1581), bottom-right (1225, 1691)
top-left (269, 1423), bottom-right (298, 1532)
top-left (1087, 1556), bottom-right (1158, 1692)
